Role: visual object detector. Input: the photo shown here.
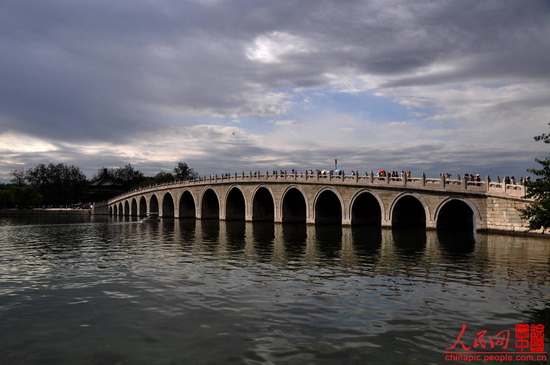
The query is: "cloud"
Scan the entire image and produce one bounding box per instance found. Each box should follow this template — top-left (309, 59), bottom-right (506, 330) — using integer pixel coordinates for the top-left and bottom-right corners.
top-left (1, 0), bottom-right (549, 182)
top-left (246, 32), bottom-right (313, 64)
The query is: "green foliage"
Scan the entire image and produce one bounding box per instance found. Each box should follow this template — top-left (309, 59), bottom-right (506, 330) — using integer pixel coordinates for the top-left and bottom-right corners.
top-left (133, 171), bottom-right (175, 189)
top-left (533, 122), bottom-right (550, 144)
top-left (152, 171), bottom-right (175, 184)
top-left (13, 163), bottom-right (87, 206)
top-left (519, 124), bottom-right (550, 232)
top-left (0, 185), bottom-right (43, 208)
top-left (131, 162), bottom-right (198, 189)
top-left (173, 162), bottom-right (198, 180)
top-left (0, 189), bottom-right (11, 208)
top-left (6, 161), bottom-right (199, 205)
top-left (10, 168), bottom-right (26, 185)
top-left (111, 164), bottom-right (145, 188)
top-left (10, 185), bottom-right (43, 206)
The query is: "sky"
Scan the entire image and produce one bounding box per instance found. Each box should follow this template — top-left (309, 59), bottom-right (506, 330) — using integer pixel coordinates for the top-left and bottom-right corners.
top-left (1, 0), bottom-right (550, 182)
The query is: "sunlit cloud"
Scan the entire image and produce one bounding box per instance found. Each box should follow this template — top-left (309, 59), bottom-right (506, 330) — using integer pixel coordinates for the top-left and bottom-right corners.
top-left (0, 133), bottom-right (58, 154)
top-left (1, 0), bottom-right (549, 182)
top-left (246, 32), bottom-right (314, 64)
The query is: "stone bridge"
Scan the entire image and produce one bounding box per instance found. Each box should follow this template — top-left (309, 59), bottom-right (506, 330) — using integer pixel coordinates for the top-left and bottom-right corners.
top-left (96, 172), bottom-right (532, 233)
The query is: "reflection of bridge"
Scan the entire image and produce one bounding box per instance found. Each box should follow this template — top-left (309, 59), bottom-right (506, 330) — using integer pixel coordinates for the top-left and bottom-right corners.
top-left (96, 172), bottom-right (531, 233)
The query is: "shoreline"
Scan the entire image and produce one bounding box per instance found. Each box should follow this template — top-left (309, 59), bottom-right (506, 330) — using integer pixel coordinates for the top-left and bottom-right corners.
top-left (0, 208), bottom-right (91, 216)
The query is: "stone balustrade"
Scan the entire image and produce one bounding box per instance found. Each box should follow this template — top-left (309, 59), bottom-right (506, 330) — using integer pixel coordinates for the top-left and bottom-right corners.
top-left (110, 171), bottom-right (527, 202)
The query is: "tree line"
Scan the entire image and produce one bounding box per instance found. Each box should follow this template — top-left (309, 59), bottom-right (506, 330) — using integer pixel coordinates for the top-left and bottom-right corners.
top-left (518, 123), bottom-right (550, 232)
top-left (1, 162), bottom-right (198, 208)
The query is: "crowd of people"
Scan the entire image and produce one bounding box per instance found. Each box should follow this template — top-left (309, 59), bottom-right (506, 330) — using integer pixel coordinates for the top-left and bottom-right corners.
top-left (215, 169), bottom-right (531, 186)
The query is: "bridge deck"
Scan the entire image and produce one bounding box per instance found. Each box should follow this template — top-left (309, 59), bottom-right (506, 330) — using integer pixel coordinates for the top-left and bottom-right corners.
top-left (110, 172), bottom-right (526, 203)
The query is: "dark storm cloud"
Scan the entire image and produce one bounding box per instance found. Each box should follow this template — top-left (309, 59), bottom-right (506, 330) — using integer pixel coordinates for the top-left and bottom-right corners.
top-left (2, 1), bottom-right (549, 140)
top-left (1, 0), bottom-right (549, 181)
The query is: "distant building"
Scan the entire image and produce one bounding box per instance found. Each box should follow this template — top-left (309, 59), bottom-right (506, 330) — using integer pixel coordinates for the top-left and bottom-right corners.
top-left (84, 168), bottom-right (124, 202)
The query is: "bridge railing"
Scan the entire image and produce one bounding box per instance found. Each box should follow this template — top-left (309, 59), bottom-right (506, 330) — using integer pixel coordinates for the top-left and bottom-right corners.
top-left (487, 181), bottom-right (526, 197)
top-left (109, 170), bottom-right (527, 202)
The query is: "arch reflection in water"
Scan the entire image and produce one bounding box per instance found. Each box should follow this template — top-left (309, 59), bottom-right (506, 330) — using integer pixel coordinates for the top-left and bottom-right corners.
top-left (436, 229), bottom-right (476, 256)
top-left (176, 218), bottom-right (197, 243)
top-left (135, 220), bottom-right (537, 278)
top-left (199, 219), bottom-right (220, 252)
top-left (313, 224), bottom-right (343, 259)
top-left (225, 220), bottom-right (246, 252)
top-left (392, 228), bottom-right (427, 255)
top-left (351, 226), bottom-right (383, 264)
top-left (281, 223), bottom-right (308, 262)
top-left (251, 221), bottom-right (275, 262)
top-left (165, 221), bottom-right (387, 268)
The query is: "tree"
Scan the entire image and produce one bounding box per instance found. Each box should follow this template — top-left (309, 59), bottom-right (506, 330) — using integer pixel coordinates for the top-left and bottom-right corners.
top-left (0, 188), bottom-right (11, 209)
top-left (10, 185), bottom-right (43, 207)
top-left (173, 162), bottom-right (198, 180)
top-left (10, 168), bottom-right (26, 186)
top-left (519, 123), bottom-right (550, 232)
top-left (133, 171), bottom-right (175, 189)
top-left (153, 171), bottom-right (175, 184)
top-left (111, 164), bottom-right (146, 190)
top-left (534, 123), bottom-right (550, 143)
top-left (20, 163), bottom-right (87, 205)
top-left (149, 171), bottom-right (175, 185)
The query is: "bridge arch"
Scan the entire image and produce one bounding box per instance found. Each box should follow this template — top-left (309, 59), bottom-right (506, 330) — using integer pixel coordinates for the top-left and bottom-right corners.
top-left (149, 194), bottom-right (159, 214)
top-left (131, 198), bottom-right (138, 216)
top-left (225, 186), bottom-right (246, 220)
top-left (252, 186), bottom-right (275, 222)
top-left (162, 192), bottom-right (175, 217)
top-left (179, 190), bottom-right (196, 218)
top-left (349, 189), bottom-right (383, 226)
top-left (281, 186), bottom-right (307, 223)
top-left (435, 197), bottom-right (480, 231)
top-left (111, 205), bottom-right (116, 216)
top-left (123, 201), bottom-right (130, 216)
top-left (139, 196), bottom-right (147, 217)
top-left (314, 187), bottom-right (343, 225)
top-left (117, 202), bottom-right (123, 217)
top-left (390, 192), bottom-right (430, 228)
top-left (201, 187), bottom-right (220, 219)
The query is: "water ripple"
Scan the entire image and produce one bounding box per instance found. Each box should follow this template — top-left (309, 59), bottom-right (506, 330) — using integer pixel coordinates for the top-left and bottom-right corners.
top-left (0, 217), bottom-right (548, 364)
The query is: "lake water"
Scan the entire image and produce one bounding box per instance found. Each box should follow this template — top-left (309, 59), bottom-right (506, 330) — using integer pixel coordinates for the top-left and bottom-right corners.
top-left (0, 215), bottom-right (548, 365)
